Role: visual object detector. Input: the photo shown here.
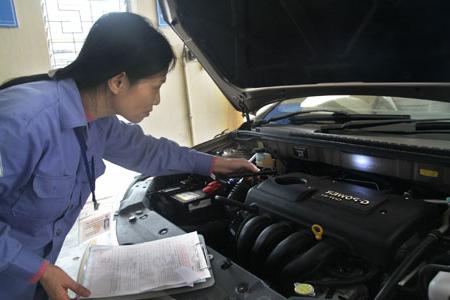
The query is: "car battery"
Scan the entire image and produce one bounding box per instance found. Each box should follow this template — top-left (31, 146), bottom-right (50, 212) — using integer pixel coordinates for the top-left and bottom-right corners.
top-left (150, 185), bottom-right (224, 225)
top-left (170, 189), bottom-right (211, 212)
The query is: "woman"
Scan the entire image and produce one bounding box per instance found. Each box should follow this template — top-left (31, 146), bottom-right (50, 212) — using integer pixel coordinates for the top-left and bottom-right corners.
top-left (0, 12), bottom-right (257, 300)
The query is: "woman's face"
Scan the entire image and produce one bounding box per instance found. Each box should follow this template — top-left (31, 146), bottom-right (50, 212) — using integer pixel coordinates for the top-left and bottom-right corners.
top-left (111, 72), bottom-right (167, 123)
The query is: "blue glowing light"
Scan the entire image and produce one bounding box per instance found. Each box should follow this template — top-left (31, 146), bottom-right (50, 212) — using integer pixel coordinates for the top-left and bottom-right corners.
top-left (351, 154), bottom-right (375, 170)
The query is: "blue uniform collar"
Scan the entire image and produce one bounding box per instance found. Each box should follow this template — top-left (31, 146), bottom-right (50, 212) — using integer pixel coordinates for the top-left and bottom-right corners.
top-left (57, 78), bottom-right (88, 130)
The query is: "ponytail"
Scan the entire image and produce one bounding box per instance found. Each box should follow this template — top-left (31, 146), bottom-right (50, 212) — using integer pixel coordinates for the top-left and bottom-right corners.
top-left (0, 74), bottom-right (51, 90)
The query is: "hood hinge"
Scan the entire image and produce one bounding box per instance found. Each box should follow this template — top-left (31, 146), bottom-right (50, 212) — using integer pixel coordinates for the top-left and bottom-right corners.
top-left (238, 100), bottom-right (251, 123)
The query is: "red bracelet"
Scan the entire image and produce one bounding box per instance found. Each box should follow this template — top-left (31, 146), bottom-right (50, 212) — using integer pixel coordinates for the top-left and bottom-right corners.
top-left (30, 260), bottom-right (49, 284)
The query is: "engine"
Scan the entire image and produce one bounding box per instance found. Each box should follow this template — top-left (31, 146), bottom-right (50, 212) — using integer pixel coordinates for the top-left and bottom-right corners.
top-left (141, 141), bottom-right (450, 300)
top-left (244, 173), bottom-right (438, 267)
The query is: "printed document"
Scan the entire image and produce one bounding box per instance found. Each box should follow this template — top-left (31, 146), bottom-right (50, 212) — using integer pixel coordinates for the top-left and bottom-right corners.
top-left (80, 232), bottom-right (211, 298)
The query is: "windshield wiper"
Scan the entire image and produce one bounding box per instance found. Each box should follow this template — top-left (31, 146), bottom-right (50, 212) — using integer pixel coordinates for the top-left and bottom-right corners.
top-left (321, 118), bottom-right (450, 133)
top-left (254, 109), bottom-right (410, 126)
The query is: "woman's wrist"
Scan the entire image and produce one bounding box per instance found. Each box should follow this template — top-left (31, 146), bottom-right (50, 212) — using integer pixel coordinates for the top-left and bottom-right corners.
top-left (31, 260), bottom-right (49, 284)
top-left (210, 156), bottom-right (259, 174)
top-left (209, 156), bottom-right (219, 174)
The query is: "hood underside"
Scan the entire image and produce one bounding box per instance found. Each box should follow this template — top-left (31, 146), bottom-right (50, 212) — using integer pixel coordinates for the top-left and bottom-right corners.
top-left (161, 0), bottom-right (450, 112)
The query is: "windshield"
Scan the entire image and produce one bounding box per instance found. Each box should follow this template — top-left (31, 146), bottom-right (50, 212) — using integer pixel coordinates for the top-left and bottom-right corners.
top-left (257, 95), bottom-right (450, 124)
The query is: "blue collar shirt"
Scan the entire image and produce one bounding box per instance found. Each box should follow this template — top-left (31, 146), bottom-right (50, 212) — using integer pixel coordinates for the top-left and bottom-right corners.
top-left (0, 78), bottom-right (213, 299)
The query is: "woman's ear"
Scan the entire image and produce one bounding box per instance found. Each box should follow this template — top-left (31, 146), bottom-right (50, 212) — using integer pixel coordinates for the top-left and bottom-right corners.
top-left (107, 72), bottom-right (129, 95)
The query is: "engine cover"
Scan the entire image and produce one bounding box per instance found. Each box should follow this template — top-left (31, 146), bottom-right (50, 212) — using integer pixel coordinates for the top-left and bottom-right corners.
top-left (245, 173), bottom-right (439, 266)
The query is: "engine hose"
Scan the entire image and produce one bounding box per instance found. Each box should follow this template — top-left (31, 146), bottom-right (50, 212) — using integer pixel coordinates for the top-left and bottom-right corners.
top-left (374, 209), bottom-right (449, 300)
top-left (374, 230), bottom-right (442, 300)
top-left (227, 179), bottom-right (254, 202)
top-left (249, 222), bottom-right (292, 273)
top-left (418, 264), bottom-right (450, 298)
top-left (307, 267), bottom-right (378, 287)
top-left (264, 230), bottom-right (315, 278)
top-left (236, 215), bottom-right (273, 265)
top-left (281, 240), bottom-right (339, 285)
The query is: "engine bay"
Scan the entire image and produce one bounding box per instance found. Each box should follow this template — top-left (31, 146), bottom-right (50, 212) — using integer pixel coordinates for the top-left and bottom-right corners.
top-left (117, 130), bottom-right (450, 300)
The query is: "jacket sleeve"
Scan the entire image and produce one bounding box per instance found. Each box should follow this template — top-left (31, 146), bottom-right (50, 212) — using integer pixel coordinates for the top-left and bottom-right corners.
top-left (0, 118), bottom-right (46, 282)
top-left (102, 117), bottom-right (214, 176)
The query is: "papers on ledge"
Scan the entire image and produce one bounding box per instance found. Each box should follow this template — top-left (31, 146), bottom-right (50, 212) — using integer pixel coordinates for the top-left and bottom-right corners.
top-left (80, 232), bottom-right (211, 298)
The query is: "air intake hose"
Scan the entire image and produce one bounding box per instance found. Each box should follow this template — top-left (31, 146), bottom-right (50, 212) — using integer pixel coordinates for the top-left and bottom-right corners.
top-left (281, 239), bottom-right (339, 285)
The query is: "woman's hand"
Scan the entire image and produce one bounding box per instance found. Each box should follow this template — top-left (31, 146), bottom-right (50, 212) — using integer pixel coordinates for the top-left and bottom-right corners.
top-left (40, 264), bottom-right (91, 300)
top-left (211, 157), bottom-right (259, 174)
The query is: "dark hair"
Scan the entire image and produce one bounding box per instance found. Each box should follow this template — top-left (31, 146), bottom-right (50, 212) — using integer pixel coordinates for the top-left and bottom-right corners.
top-left (1, 12), bottom-right (175, 90)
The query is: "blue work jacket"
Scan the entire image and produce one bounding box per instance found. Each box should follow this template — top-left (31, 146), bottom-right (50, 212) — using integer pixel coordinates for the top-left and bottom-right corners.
top-left (0, 79), bottom-right (213, 299)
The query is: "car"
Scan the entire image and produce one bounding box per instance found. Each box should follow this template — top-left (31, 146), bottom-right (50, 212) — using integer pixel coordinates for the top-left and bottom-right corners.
top-left (115, 1), bottom-right (450, 299)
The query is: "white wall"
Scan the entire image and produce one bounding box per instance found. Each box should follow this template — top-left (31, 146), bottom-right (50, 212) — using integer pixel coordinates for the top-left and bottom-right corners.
top-left (184, 60), bottom-right (243, 144)
top-left (0, 0), bottom-right (51, 82)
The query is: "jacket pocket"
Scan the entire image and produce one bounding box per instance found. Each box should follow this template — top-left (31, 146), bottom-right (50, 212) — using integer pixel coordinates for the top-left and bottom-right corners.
top-left (12, 174), bottom-right (75, 223)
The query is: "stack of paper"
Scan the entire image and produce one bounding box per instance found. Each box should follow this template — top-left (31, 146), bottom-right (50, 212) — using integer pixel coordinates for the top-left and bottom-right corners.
top-left (80, 232), bottom-right (211, 299)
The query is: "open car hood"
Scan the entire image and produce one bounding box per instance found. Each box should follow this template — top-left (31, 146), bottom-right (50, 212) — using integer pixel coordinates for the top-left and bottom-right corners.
top-left (160, 0), bottom-right (450, 113)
